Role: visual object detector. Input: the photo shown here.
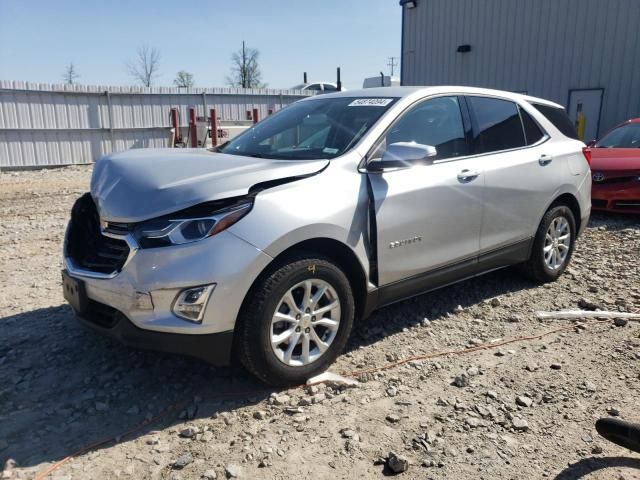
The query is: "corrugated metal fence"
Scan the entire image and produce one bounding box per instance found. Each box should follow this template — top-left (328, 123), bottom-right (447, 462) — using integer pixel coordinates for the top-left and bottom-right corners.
top-left (0, 80), bottom-right (313, 168)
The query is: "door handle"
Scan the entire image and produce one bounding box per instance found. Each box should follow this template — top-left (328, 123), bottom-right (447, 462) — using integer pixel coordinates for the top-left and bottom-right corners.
top-left (539, 154), bottom-right (553, 166)
top-left (457, 169), bottom-right (480, 182)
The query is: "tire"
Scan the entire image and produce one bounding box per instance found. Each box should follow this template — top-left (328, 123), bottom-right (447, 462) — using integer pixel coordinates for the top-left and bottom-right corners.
top-left (236, 255), bottom-right (355, 387)
top-left (523, 204), bottom-right (576, 283)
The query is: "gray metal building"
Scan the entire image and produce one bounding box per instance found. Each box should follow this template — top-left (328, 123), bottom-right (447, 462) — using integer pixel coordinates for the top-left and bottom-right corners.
top-left (400, 0), bottom-right (640, 140)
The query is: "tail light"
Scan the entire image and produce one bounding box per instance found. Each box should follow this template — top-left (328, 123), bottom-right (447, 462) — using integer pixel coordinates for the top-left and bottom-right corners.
top-left (582, 147), bottom-right (592, 167)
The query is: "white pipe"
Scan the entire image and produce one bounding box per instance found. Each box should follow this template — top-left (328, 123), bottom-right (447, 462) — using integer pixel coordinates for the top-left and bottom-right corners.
top-left (536, 310), bottom-right (640, 320)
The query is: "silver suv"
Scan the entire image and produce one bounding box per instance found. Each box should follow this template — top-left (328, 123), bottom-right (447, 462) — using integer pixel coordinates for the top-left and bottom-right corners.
top-left (63, 87), bottom-right (591, 386)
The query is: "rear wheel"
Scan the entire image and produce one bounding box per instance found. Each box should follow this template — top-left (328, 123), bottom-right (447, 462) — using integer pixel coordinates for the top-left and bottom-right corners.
top-left (236, 255), bottom-right (355, 386)
top-left (523, 205), bottom-right (576, 283)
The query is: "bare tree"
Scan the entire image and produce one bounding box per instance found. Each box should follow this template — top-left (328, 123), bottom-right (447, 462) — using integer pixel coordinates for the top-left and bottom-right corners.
top-left (127, 45), bottom-right (161, 87)
top-left (62, 63), bottom-right (80, 85)
top-left (226, 41), bottom-right (266, 88)
top-left (173, 71), bottom-right (195, 88)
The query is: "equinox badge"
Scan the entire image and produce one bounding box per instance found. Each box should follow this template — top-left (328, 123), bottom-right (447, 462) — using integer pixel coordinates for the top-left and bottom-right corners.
top-left (389, 236), bottom-right (423, 249)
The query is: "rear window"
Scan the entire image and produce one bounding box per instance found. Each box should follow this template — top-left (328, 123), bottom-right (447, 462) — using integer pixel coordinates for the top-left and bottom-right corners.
top-left (467, 96), bottom-right (526, 154)
top-left (530, 103), bottom-right (578, 139)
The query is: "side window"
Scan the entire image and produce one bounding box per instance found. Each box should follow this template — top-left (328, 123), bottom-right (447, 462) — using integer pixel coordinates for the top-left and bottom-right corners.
top-left (519, 107), bottom-right (546, 145)
top-left (383, 96), bottom-right (470, 161)
top-left (530, 103), bottom-right (578, 139)
top-left (323, 83), bottom-right (337, 92)
top-left (306, 83), bottom-right (323, 91)
top-left (467, 96), bottom-right (526, 154)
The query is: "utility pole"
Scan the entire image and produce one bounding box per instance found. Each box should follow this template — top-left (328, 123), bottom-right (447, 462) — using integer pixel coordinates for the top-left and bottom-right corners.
top-left (387, 57), bottom-right (399, 77)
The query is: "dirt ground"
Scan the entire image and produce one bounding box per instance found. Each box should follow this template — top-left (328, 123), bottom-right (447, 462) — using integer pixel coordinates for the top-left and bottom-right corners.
top-left (1, 165), bottom-right (639, 480)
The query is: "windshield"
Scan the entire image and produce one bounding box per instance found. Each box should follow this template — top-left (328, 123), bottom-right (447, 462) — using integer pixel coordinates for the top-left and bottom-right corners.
top-left (596, 123), bottom-right (640, 148)
top-left (218, 97), bottom-right (398, 160)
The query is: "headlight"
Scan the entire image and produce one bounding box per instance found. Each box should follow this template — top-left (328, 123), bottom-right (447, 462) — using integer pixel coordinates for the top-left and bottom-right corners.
top-left (134, 201), bottom-right (252, 248)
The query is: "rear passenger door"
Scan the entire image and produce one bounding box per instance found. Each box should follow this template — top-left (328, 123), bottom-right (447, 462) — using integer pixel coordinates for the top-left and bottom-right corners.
top-left (465, 96), bottom-right (561, 254)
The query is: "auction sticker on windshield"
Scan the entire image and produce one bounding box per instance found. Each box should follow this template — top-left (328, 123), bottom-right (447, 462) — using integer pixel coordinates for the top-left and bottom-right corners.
top-left (348, 98), bottom-right (394, 107)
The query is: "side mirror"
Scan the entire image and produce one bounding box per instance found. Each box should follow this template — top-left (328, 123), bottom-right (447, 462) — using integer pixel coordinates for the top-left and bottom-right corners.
top-left (369, 142), bottom-right (437, 171)
top-left (587, 139), bottom-right (597, 147)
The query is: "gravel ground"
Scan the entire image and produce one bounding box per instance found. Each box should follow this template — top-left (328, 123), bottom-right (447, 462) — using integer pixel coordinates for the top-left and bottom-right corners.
top-left (1, 165), bottom-right (639, 480)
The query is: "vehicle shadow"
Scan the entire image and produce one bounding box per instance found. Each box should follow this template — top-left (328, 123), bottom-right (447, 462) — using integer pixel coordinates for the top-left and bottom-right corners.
top-left (0, 305), bottom-right (271, 470)
top-left (553, 456), bottom-right (640, 479)
top-left (348, 265), bottom-right (537, 352)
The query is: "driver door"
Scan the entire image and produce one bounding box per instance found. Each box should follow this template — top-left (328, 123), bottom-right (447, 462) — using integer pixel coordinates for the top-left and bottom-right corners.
top-left (367, 96), bottom-right (484, 287)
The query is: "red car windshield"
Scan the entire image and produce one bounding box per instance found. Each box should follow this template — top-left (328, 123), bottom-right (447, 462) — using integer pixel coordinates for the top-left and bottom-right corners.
top-left (596, 123), bottom-right (640, 148)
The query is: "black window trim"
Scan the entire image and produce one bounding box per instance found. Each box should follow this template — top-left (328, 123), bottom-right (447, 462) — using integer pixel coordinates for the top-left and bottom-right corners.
top-left (364, 93), bottom-right (472, 169)
top-left (362, 93), bottom-right (550, 172)
top-left (465, 94), bottom-right (550, 157)
top-left (517, 104), bottom-right (549, 146)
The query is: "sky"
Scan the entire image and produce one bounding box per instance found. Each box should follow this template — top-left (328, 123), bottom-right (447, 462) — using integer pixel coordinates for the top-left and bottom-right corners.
top-left (0, 0), bottom-right (401, 90)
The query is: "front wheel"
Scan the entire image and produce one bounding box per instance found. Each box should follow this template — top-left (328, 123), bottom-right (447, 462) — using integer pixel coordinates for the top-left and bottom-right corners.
top-left (236, 255), bottom-right (355, 386)
top-left (523, 205), bottom-right (576, 283)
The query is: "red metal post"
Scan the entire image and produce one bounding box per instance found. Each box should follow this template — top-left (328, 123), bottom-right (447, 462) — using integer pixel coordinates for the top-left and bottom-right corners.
top-left (252, 108), bottom-right (259, 124)
top-left (209, 109), bottom-right (218, 147)
top-left (189, 107), bottom-right (197, 148)
top-left (170, 108), bottom-right (181, 146)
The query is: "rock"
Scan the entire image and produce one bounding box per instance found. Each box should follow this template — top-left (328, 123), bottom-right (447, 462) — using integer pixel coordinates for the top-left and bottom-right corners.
top-left (386, 386), bottom-right (398, 397)
top-left (126, 405), bottom-right (139, 415)
top-left (386, 414), bottom-right (401, 424)
top-left (592, 445), bottom-right (603, 454)
top-left (516, 396), bottom-right (533, 407)
top-left (225, 464), bottom-right (242, 478)
top-left (202, 470), bottom-right (217, 479)
top-left (387, 452), bottom-right (410, 473)
top-left (486, 390), bottom-right (499, 400)
top-left (173, 453), bottom-right (193, 469)
top-left (614, 318), bottom-right (628, 327)
top-left (179, 427), bottom-right (198, 438)
top-left (271, 394), bottom-right (290, 406)
top-left (578, 298), bottom-right (601, 311)
top-left (200, 431), bottom-right (214, 443)
top-left (452, 374), bottom-right (470, 388)
top-left (550, 363), bottom-right (562, 370)
top-left (512, 418), bottom-right (529, 431)
top-left (466, 366), bottom-right (479, 376)
top-left (507, 314), bottom-right (522, 323)
top-left (466, 417), bottom-right (482, 428)
top-left (311, 393), bottom-right (326, 404)
top-left (454, 305), bottom-right (464, 313)
top-left (340, 428), bottom-right (356, 438)
top-left (469, 338), bottom-right (483, 346)
top-left (584, 381), bottom-right (597, 392)
top-left (490, 298), bottom-right (501, 307)
top-left (607, 407), bottom-right (620, 417)
top-left (253, 410), bottom-right (268, 420)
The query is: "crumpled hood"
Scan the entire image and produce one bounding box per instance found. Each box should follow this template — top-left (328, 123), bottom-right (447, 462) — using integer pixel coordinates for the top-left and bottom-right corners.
top-left (91, 149), bottom-right (329, 223)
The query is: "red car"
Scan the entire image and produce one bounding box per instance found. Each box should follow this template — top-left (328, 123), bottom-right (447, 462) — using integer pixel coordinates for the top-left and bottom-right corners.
top-left (588, 119), bottom-right (640, 214)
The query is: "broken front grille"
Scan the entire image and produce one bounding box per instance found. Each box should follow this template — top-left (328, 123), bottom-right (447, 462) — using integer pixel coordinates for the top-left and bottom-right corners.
top-left (66, 193), bottom-right (131, 275)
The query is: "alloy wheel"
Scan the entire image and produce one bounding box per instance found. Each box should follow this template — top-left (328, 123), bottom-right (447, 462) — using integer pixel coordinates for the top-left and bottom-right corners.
top-left (543, 216), bottom-right (571, 270)
top-left (270, 279), bottom-right (341, 367)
